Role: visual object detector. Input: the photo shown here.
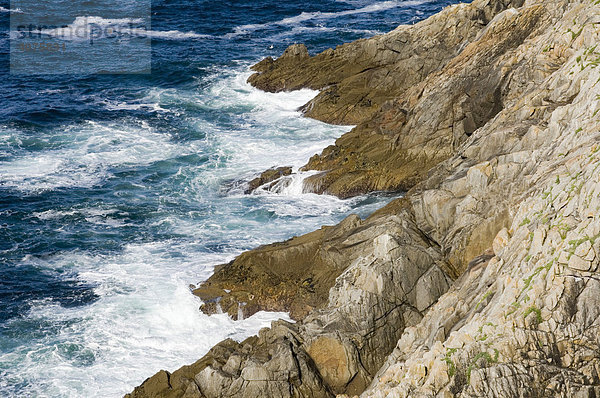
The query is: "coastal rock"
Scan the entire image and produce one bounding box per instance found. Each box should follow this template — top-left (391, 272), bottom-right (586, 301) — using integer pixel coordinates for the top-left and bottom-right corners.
top-left (244, 166), bottom-right (292, 194)
top-left (194, 212), bottom-right (364, 320)
top-left (129, 206), bottom-right (451, 397)
top-left (298, 3), bottom-right (548, 198)
top-left (128, 0), bottom-right (600, 397)
top-left (248, 0), bottom-right (525, 126)
top-left (361, 1), bottom-right (600, 395)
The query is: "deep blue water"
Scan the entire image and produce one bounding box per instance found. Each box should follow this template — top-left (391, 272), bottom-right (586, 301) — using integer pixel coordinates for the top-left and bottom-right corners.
top-left (0, 0), bottom-right (459, 396)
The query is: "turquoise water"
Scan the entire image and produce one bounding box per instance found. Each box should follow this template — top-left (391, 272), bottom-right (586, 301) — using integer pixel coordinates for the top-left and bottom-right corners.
top-left (0, 0), bottom-right (459, 396)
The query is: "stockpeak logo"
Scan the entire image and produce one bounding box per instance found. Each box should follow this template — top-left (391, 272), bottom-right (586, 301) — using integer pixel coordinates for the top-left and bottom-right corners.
top-left (15, 18), bottom-right (150, 44)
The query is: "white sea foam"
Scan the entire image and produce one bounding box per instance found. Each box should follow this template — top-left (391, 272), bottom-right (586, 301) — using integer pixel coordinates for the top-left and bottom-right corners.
top-left (131, 28), bottom-right (211, 39)
top-left (0, 6), bottom-right (23, 13)
top-left (0, 121), bottom-right (192, 192)
top-left (281, 25), bottom-right (383, 37)
top-left (101, 99), bottom-right (171, 113)
top-left (194, 69), bottom-right (352, 173)
top-left (31, 207), bottom-right (131, 227)
top-left (267, 172), bottom-right (309, 195)
top-left (0, 242), bottom-right (291, 397)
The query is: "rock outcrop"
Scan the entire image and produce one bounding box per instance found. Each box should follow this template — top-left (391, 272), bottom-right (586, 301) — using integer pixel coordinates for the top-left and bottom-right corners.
top-left (129, 204), bottom-right (452, 397)
top-left (244, 166), bottom-right (292, 194)
top-left (251, 0), bottom-right (532, 198)
top-left (248, 0), bottom-right (524, 126)
top-left (128, 0), bottom-right (600, 397)
top-left (194, 212), bottom-right (365, 320)
top-left (300, 2), bottom-right (544, 198)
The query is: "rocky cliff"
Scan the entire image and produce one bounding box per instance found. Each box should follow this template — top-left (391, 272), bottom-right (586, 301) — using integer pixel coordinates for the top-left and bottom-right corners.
top-left (127, 0), bottom-right (600, 396)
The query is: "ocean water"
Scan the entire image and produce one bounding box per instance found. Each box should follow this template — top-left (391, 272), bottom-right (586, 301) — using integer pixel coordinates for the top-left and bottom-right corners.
top-left (0, 0), bottom-right (459, 396)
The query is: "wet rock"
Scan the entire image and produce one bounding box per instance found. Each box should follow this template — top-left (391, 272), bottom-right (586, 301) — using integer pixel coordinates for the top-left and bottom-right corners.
top-left (244, 166), bottom-right (292, 194)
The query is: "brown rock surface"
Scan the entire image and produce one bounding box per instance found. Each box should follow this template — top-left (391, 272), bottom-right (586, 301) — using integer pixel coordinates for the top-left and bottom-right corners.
top-left (194, 213), bottom-right (364, 320)
top-left (248, 0), bottom-right (524, 126)
top-left (300, 2), bottom-right (546, 198)
top-left (244, 166), bottom-right (292, 194)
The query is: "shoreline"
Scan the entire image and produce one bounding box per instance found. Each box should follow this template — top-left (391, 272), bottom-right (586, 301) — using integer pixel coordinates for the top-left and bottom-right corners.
top-left (128, 0), bottom-right (600, 396)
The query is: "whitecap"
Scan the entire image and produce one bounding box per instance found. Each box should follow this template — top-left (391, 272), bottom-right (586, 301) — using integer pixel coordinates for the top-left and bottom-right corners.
top-left (0, 6), bottom-right (23, 13)
top-left (100, 99), bottom-right (171, 113)
top-left (130, 28), bottom-right (211, 39)
top-left (31, 207), bottom-right (129, 227)
top-left (0, 120), bottom-right (193, 193)
top-left (227, 0), bottom-right (429, 37)
top-left (269, 25), bottom-right (384, 40)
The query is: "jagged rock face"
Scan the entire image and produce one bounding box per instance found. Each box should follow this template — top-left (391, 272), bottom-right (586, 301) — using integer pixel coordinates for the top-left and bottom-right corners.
top-left (127, 0), bottom-right (600, 397)
top-left (128, 209), bottom-right (452, 397)
top-left (361, 3), bottom-right (600, 395)
top-left (365, 150), bottom-right (600, 395)
top-left (248, 0), bottom-right (524, 126)
top-left (250, 0), bottom-right (535, 199)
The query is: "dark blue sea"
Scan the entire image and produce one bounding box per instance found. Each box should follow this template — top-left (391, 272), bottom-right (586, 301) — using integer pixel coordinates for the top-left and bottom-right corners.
top-left (0, 0), bottom-right (458, 395)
